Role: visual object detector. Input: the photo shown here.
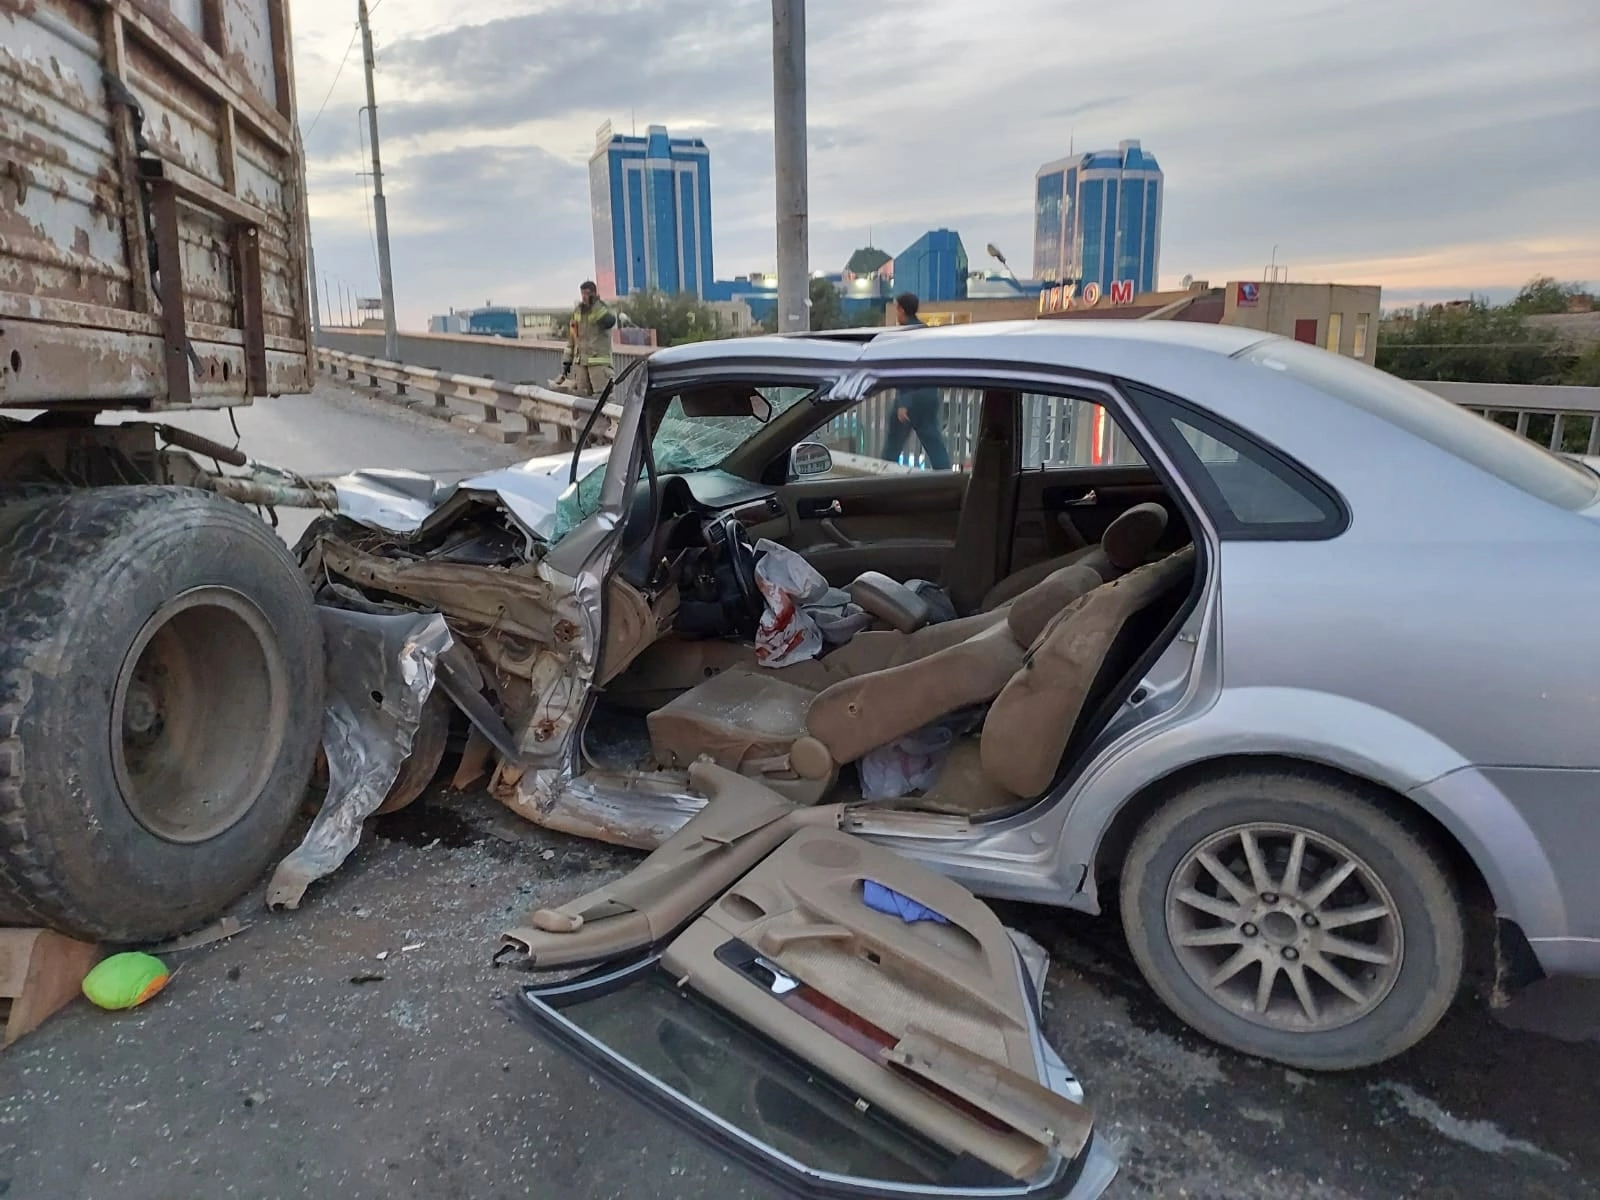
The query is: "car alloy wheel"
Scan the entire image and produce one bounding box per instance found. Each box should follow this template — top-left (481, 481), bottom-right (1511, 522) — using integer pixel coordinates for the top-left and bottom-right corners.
top-left (1165, 822), bottom-right (1403, 1033)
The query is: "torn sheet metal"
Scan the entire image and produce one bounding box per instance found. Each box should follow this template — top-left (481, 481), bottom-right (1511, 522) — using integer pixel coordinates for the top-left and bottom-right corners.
top-left (266, 609), bottom-right (453, 911)
top-left (327, 447), bottom-right (612, 541)
top-left (498, 767), bottom-right (707, 851)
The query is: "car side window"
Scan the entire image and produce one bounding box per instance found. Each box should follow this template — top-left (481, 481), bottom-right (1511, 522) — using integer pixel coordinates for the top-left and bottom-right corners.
top-left (1125, 383), bottom-right (1345, 539)
top-left (1018, 394), bottom-right (1147, 469)
top-left (825, 388), bottom-right (975, 473)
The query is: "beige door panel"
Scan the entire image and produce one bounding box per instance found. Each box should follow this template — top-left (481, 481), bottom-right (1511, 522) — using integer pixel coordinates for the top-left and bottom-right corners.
top-left (665, 823), bottom-right (1093, 1180)
top-left (748, 473), bottom-right (967, 585)
top-left (1012, 466), bottom-right (1171, 569)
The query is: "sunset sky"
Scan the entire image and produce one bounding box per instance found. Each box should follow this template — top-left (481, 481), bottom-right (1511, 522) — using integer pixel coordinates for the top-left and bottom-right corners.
top-left (287, 0), bottom-right (1600, 327)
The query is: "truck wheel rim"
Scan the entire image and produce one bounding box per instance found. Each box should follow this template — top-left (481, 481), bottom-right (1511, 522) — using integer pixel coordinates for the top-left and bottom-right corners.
top-left (111, 587), bottom-right (292, 844)
top-left (1164, 822), bottom-right (1404, 1033)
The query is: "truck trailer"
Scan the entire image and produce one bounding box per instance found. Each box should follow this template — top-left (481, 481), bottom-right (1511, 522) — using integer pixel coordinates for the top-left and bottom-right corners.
top-left (0, 0), bottom-right (323, 942)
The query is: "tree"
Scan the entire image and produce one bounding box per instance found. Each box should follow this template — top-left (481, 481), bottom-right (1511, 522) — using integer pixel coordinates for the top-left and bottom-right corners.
top-left (1376, 298), bottom-right (1570, 385)
top-left (1506, 276), bottom-right (1592, 316)
top-left (1565, 341), bottom-right (1600, 387)
top-left (616, 289), bottom-right (722, 347)
top-left (809, 276), bottom-right (843, 332)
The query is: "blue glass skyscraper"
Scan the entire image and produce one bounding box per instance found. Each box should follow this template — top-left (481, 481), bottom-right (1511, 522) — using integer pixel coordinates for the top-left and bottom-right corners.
top-left (1032, 140), bottom-right (1162, 294)
top-left (894, 230), bottom-right (968, 303)
top-left (589, 122), bottom-right (714, 299)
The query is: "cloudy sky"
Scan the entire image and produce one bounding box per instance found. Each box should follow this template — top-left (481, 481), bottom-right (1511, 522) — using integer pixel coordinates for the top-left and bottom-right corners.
top-left (288, 0), bottom-right (1599, 328)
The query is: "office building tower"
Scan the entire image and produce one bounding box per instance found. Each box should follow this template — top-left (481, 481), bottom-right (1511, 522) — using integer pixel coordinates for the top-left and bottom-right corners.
top-left (589, 122), bottom-right (714, 299)
top-left (1033, 140), bottom-right (1162, 293)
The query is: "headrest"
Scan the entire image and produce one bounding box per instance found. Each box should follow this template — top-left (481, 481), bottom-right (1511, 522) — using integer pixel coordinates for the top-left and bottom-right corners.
top-left (1101, 503), bottom-right (1169, 571)
top-left (1006, 563), bottom-right (1103, 646)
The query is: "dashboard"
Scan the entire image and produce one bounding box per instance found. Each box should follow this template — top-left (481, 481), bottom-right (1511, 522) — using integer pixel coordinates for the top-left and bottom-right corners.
top-left (623, 469), bottom-right (783, 549)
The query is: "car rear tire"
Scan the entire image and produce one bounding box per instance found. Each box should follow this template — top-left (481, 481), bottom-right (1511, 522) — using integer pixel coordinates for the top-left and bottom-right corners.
top-left (1119, 769), bottom-right (1464, 1070)
top-left (0, 487), bottom-right (324, 943)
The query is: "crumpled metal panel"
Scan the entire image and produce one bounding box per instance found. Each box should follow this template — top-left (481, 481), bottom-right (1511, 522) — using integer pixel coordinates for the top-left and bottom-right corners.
top-left (501, 363), bottom-right (653, 841)
top-left (497, 768), bottom-right (706, 851)
top-left (317, 541), bottom-right (580, 652)
top-left (265, 608), bottom-right (452, 911)
top-left (326, 446), bottom-right (610, 542)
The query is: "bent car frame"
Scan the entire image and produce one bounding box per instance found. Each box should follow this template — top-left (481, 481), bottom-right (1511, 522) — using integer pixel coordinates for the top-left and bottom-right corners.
top-left (301, 320), bottom-right (1600, 1077)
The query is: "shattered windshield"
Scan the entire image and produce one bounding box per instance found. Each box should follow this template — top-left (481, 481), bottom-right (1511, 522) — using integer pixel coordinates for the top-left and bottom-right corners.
top-left (551, 386), bottom-right (816, 542)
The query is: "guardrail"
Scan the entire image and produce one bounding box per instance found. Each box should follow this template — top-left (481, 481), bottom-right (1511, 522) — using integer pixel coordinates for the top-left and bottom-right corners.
top-left (317, 347), bottom-right (621, 446)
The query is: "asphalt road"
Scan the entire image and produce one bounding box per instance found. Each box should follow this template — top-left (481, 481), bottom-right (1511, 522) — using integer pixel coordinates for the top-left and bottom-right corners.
top-left (109, 376), bottom-right (531, 547)
top-left (1, 381), bottom-right (1594, 1200)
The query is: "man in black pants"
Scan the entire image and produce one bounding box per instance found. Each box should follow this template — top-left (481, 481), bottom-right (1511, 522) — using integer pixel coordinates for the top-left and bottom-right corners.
top-left (879, 293), bottom-right (952, 470)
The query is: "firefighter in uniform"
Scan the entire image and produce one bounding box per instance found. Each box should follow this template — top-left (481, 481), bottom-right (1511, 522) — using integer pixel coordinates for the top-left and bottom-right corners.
top-left (557, 281), bottom-right (617, 398)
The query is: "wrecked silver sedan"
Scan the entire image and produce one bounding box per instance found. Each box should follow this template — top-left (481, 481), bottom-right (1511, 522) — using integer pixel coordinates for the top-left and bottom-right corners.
top-left (297, 320), bottom-right (1600, 1084)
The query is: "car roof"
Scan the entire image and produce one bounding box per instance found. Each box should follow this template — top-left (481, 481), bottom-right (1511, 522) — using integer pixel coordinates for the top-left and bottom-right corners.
top-left (647, 319), bottom-right (1272, 375)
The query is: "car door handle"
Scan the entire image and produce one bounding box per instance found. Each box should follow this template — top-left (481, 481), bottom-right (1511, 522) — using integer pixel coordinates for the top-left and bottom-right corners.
top-left (1062, 490), bottom-right (1099, 506)
top-left (797, 497), bottom-right (843, 519)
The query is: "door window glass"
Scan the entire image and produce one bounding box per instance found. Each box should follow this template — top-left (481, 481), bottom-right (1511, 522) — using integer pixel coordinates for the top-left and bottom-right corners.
top-left (1018, 394), bottom-right (1147, 469)
top-left (821, 388), bottom-right (976, 473)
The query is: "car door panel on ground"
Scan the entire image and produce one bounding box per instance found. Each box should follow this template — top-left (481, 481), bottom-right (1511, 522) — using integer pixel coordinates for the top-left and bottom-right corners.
top-left (751, 472), bottom-right (968, 587)
top-left (505, 764), bottom-right (1116, 1199)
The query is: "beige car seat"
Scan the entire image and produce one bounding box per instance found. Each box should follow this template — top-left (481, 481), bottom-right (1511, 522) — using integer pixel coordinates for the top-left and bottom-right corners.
top-left (977, 501), bottom-right (1170, 611)
top-left (648, 549), bottom-right (1196, 810)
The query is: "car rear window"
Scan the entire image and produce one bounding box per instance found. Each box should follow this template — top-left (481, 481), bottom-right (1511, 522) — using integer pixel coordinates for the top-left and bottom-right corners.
top-left (1237, 339), bottom-right (1600, 511)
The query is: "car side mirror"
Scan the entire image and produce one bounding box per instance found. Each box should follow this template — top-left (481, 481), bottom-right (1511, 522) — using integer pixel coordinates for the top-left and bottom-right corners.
top-left (789, 442), bottom-right (833, 480)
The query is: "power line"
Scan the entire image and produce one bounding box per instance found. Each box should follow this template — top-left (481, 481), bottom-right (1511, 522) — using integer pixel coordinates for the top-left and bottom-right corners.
top-left (303, 23), bottom-right (360, 139)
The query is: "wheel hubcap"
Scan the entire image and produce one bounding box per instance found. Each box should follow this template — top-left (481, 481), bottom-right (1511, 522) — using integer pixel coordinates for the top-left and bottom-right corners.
top-left (111, 587), bottom-right (291, 844)
top-left (1165, 822), bottom-right (1404, 1033)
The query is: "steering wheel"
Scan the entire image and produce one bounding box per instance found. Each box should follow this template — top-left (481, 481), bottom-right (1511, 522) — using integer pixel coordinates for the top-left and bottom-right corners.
top-left (706, 513), bottom-right (763, 632)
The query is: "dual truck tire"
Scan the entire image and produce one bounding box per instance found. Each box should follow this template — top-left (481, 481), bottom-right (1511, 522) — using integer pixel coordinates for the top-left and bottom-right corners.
top-left (0, 487), bottom-right (324, 943)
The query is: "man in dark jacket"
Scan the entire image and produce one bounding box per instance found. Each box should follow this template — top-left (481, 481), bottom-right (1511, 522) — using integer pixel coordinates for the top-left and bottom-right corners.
top-left (879, 293), bottom-right (951, 469)
top-left (558, 281), bottom-right (617, 397)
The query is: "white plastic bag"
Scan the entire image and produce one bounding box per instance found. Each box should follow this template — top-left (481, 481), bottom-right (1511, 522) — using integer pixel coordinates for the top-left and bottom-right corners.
top-left (859, 722), bottom-right (957, 802)
top-left (752, 539), bottom-right (829, 667)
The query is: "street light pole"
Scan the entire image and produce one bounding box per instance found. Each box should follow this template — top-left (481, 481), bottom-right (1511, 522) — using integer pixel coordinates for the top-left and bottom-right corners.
top-left (771, 0), bottom-right (809, 333)
top-left (358, 0), bottom-right (398, 360)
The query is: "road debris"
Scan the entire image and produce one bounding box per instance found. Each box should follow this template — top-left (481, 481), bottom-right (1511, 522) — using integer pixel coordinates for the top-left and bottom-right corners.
top-left (266, 609), bottom-right (453, 911)
top-left (81, 953), bottom-right (169, 1012)
top-left (0, 929), bottom-right (99, 1047)
top-left (145, 918), bottom-right (248, 956)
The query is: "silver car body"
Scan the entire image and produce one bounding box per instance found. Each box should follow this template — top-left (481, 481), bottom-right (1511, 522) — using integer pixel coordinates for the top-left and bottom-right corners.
top-left (610, 321), bottom-right (1600, 979)
top-left (318, 321), bottom-right (1599, 980)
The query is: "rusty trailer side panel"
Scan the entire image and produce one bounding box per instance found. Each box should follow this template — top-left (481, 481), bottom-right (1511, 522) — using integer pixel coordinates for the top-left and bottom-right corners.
top-left (0, 0), bottom-right (313, 412)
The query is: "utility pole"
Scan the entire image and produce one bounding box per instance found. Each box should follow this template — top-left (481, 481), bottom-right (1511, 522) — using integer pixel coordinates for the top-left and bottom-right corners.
top-left (358, 0), bottom-right (398, 360)
top-left (771, 0), bottom-right (809, 333)
top-left (306, 218), bottom-right (322, 334)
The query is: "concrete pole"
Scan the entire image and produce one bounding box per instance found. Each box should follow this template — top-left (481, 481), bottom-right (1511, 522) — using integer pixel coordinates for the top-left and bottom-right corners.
top-left (306, 214), bottom-right (322, 335)
top-left (358, 0), bottom-right (399, 360)
top-left (771, 0), bottom-right (809, 333)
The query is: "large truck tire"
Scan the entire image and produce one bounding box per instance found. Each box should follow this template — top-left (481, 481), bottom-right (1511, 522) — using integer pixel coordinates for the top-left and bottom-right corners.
top-left (0, 487), bottom-right (325, 943)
